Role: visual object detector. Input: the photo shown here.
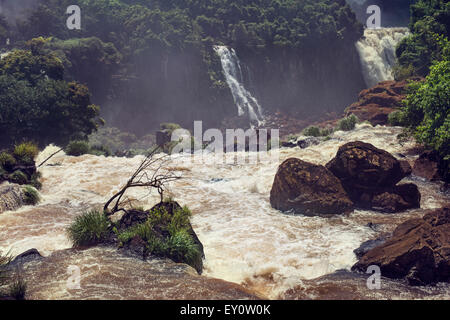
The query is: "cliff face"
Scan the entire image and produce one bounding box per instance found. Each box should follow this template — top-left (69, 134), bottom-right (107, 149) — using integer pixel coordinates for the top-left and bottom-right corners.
top-left (238, 44), bottom-right (366, 119)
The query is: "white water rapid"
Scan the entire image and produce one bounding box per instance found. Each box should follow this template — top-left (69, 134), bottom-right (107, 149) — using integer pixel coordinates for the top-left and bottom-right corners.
top-left (1, 125), bottom-right (449, 299)
top-left (356, 28), bottom-right (410, 87)
top-left (214, 45), bottom-right (264, 125)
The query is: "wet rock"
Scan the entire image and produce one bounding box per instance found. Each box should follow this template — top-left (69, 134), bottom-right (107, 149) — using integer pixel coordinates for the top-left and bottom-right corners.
top-left (270, 158), bottom-right (354, 216)
top-left (353, 236), bottom-right (389, 260)
top-left (10, 249), bottom-right (43, 268)
top-left (156, 130), bottom-right (171, 146)
top-left (413, 150), bottom-right (443, 181)
top-left (17, 247), bottom-right (262, 300)
top-left (326, 141), bottom-right (407, 192)
top-left (326, 141), bottom-right (420, 212)
top-left (352, 207), bottom-right (450, 286)
top-left (0, 182), bottom-right (24, 214)
top-left (297, 137), bottom-right (321, 149)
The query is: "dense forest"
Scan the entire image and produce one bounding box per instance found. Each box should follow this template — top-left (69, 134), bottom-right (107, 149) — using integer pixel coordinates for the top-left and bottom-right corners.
top-left (0, 0), bottom-right (365, 137)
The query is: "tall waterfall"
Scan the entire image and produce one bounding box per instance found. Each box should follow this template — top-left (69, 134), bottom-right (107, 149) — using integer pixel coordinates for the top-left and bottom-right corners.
top-left (214, 46), bottom-right (264, 125)
top-left (356, 28), bottom-right (410, 87)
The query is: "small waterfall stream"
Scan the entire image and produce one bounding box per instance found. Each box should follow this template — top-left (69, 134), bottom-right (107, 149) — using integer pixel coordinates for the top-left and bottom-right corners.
top-left (356, 28), bottom-right (410, 87)
top-left (214, 46), bottom-right (264, 125)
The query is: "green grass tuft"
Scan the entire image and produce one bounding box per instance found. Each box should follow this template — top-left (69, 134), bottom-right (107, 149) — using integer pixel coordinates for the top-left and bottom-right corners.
top-left (13, 142), bottom-right (39, 165)
top-left (9, 170), bottom-right (28, 185)
top-left (22, 185), bottom-right (41, 205)
top-left (67, 210), bottom-right (110, 247)
top-left (0, 152), bottom-right (16, 171)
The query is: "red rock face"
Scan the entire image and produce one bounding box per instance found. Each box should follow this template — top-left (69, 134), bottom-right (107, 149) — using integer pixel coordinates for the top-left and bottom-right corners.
top-left (344, 78), bottom-right (424, 126)
top-left (270, 158), bottom-right (354, 216)
top-left (352, 207), bottom-right (450, 286)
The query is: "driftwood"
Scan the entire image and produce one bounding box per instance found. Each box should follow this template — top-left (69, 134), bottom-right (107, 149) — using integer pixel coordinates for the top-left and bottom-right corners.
top-left (104, 147), bottom-right (181, 216)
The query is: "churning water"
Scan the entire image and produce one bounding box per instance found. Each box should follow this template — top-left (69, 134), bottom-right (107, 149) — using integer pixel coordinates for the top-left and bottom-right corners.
top-left (1, 124), bottom-right (449, 299)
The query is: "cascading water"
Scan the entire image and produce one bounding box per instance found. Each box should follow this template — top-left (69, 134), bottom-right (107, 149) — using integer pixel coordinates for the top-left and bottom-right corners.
top-left (356, 27), bottom-right (410, 87)
top-left (214, 46), bottom-right (264, 125)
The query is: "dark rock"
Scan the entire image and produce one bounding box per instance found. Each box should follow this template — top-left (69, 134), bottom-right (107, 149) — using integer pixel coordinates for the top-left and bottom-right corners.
top-left (297, 137), bottom-right (321, 149)
top-left (371, 184), bottom-right (421, 213)
top-left (156, 130), bottom-right (171, 146)
top-left (326, 141), bottom-right (420, 212)
top-left (354, 236), bottom-right (390, 260)
top-left (9, 249), bottom-right (43, 268)
top-left (326, 141), bottom-right (407, 193)
top-left (270, 158), bottom-right (354, 216)
top-left (117, 209), bottom-right (149, 232)
top-left (352, 207), bottom-right (450, 286)
top-left (413, 150), bottom-right (443, 181)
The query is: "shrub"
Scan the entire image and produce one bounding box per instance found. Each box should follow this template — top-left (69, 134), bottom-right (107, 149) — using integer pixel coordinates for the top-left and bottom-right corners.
top-left (303, 126), bottom-right (321, 137)
top-left (22, 185), bottom-right (40, 205)
top-left (167, 230), bottom-right (202, 272)
top-left (388, 110), bottom-right (406, 126)
top-left (303, 126), bottom-right (334, 137)
top-left (0, 151), bottom-right (16, 171)
top-left (402, 56), bottom-right (450, 181)
top-left (160, 123), bottom-right (181, 133)
top-left (337, 115), bottom-right (359, 131)
top-left (9, 170), bottom-right (28, 185)
top-left (65, 140), bottom-right (90, 156)
top-left (67, 210), bottom-right (110, 247)
top-left (13, 142), bottom-right (39, 165)
top-left (89, 144), bottom-right (111, 157)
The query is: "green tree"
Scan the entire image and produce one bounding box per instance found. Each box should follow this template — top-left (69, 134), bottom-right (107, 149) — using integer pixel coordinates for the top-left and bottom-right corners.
top-left (402, 37), bottom-right (450, 180)
top-left (0, 46), bottom-right (103, 148)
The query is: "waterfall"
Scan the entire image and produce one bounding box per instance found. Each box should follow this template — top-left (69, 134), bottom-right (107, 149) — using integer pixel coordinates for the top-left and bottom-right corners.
top-left (214, 45), bottom-right (264, 125)
top-left (356, 27), bottom-right (410, 87)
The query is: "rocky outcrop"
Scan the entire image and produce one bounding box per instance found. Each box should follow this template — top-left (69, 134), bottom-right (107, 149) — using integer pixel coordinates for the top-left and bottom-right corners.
top-left (270, 158), bottom-right (354, 216)
top-left (352, 207), bottom-right (450, 286)
top-left (326, 141), bottom-right (419, 212)
top-left (344, 78), bottom-right (423, 126)
top-left (117, 201), bottom-right (204, 274)
top-left (0, 182), bottom-right (24, 214)
top-left (15, 247), bottom-right (262, 300)
top-left (413, 150), bottom-right (444, 181)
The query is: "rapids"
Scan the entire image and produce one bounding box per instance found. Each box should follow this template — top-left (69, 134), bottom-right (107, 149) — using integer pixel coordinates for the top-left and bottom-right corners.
top-left (1, 124), bottom-right (449, 299)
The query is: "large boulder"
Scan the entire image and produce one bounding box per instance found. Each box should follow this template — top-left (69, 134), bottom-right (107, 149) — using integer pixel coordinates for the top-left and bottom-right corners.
top-left (270, 158), bottom-right (354, 216)
top-left (326, 141), bottom-right (418, 212)
top-left (352, 207), bottom-right (450, 285)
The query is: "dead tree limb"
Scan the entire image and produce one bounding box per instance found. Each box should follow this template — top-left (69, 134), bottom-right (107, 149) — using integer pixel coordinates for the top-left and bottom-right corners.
top-left (103, 147), bottom-right (181, 216)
